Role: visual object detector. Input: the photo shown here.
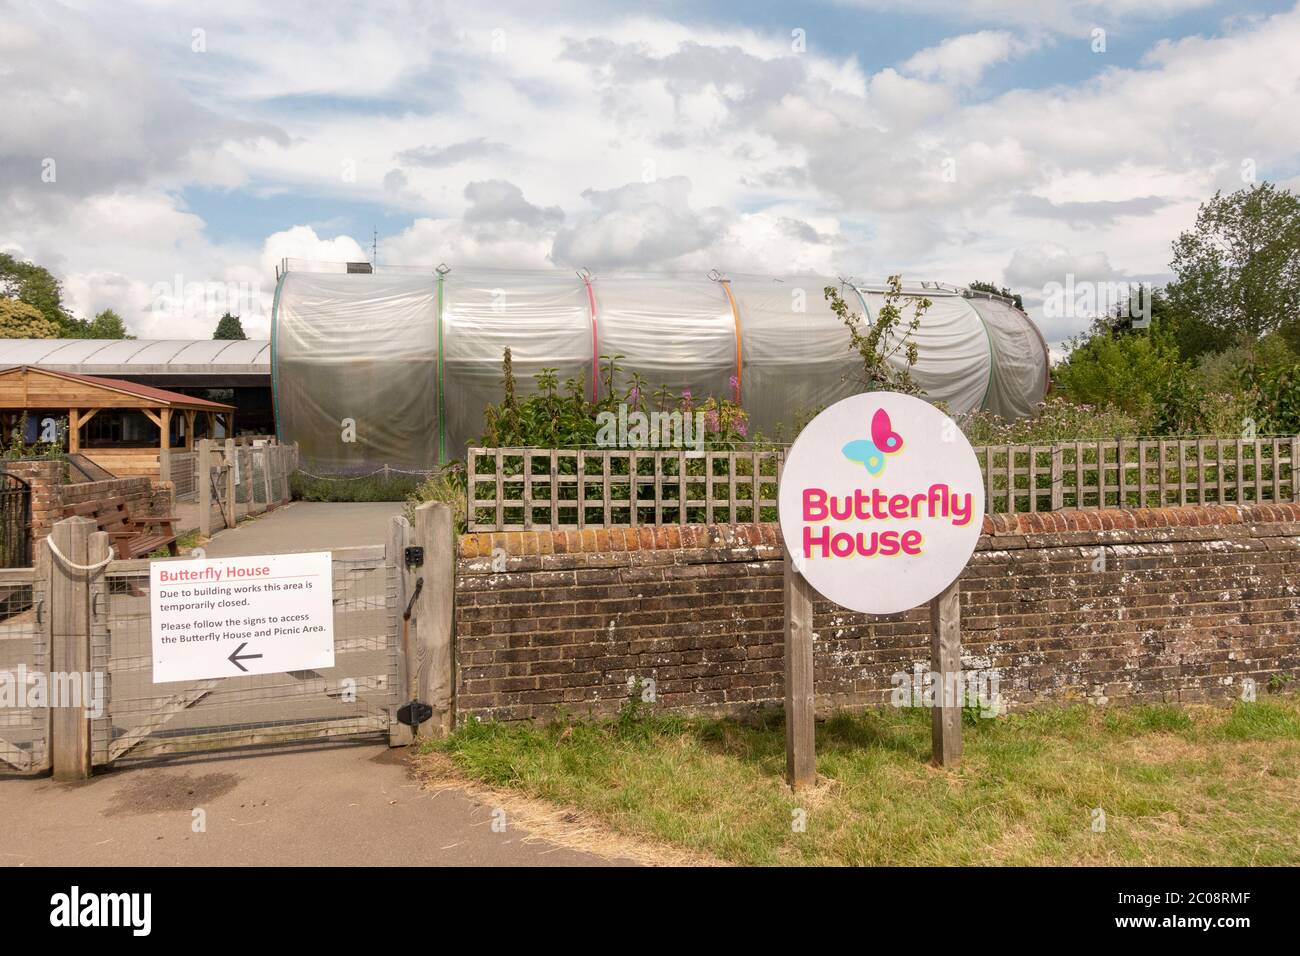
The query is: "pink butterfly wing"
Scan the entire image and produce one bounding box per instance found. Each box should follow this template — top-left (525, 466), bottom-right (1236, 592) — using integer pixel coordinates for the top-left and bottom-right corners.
top-left (871, 408), bottom-right (903, 453)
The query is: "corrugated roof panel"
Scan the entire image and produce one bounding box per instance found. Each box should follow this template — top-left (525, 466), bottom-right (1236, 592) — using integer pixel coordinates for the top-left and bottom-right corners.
top-left (122, 340), bottom-right (191, 364)
top-left (0, 340), bottom-right (270, 368)
top-left (33, 340), bottom-right (124, 363)
top-left (170, 340), bottom-right (240, 363)
top-left (219, 339), bottom-right (272, 364)
top-left (0, 340), bottom-right (72, 363)
top-left (82, 340), bottom-right (152, 363)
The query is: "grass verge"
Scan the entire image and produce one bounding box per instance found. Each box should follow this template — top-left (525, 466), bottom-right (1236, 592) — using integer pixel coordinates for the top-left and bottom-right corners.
top-left (415, 696), bottom-right (1300, 866)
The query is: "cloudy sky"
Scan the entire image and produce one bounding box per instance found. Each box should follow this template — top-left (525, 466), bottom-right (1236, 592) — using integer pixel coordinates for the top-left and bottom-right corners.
top-left (2, 0), bottom-right (1299, 347)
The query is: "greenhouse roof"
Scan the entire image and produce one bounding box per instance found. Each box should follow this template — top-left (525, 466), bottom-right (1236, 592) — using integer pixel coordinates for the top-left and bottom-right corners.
top-left (0, 339), bottom-right (270, 379)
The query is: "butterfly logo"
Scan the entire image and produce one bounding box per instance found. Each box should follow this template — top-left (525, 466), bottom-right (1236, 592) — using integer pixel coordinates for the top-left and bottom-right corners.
top-left (842, 408), bottom-right (904, 475)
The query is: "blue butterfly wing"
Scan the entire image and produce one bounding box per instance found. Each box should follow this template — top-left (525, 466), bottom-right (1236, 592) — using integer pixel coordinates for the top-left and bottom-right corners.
top-left (842, 439), bottom-right (884, 474)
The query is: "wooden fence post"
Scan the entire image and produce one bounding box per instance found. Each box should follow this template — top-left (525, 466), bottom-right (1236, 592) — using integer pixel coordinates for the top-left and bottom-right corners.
top-left (783, 554), bottom-right (816, 790)
top-left (1050, 445), bottom-right (1063, 511)
top-left (413, 501), bottom-right (455, 737)
top-left (262, 447), bottom-right (274, 511)
top-left (243, 446), bottom-right (254, 514)
top-left (48, 517), bottom-right (107, 780)
top-left (1291, 436), bottom-right (1300, 502)
top-left (387, 514), bottom-right (414, 746)
top-left (198, 439), bottom-right (212, 538)
top-left (225, 438), bottom-right (237, 526)
top-left (930, 578), bottom-right (962, 768)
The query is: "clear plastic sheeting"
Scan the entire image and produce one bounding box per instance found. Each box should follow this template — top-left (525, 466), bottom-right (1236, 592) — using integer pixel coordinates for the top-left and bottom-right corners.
top-left (274, 272), bottom-right (438, 472)
top-left (968, 296), bottom-right (1051, 419)
top-left (729, 274), bottom-right (859, 437)
top-left (855, 287), bottom-right (992, 416)
top-left (593, 274), bottom-right (736, 403)
top-left (271, 265), bottom-right (1050, 472)
top-left (442, 271), bottom-right (592, 459)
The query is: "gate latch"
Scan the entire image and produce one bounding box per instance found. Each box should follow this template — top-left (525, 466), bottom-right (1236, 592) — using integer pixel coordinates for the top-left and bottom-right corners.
top-left (404, 546), bottom-right (424, 569)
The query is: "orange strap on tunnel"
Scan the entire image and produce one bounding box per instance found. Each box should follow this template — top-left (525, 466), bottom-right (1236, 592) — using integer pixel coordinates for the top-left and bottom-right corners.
top-left (720, 279), bottom-right (742, 403)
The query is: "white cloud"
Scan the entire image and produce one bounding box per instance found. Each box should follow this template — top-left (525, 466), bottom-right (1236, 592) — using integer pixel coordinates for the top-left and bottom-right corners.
top-left (834, 0), bottom-right (1215, 32)
top-left (260, 226), bottom-right (368, 279)
top-left (902, 31), bottom-right (1042, 86)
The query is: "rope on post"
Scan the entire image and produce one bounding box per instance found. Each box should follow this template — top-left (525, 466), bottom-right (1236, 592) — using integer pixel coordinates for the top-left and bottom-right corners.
top-left (45, 535), bottom-right (115, 572)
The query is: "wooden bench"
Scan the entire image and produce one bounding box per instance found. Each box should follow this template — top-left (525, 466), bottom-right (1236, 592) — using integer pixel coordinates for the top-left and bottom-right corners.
top-left (60, 497), bottom-right (179, 559)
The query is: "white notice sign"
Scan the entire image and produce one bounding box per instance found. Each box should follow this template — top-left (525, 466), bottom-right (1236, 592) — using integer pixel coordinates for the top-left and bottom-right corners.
top-left (150, 552), bottom-right (335, 683)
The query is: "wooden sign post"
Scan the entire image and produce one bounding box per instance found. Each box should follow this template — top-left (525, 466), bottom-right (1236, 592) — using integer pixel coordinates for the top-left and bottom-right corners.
top-left (929, 578), bottom-right (962, 767)
top-left (778, 393), bottom-right (984, 786)
top-left (784, 555), bottom-right (817, 790)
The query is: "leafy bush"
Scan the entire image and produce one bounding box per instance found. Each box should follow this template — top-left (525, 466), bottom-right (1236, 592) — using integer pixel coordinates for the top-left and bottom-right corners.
top-left (825, 274), bottom-right (925, 395)
top-left (478, 347), bottom-right (755, 450)
top-left (403, 471), bottom-right (468, 532)
top-left (1, 413), bottom-right (68, 461)
top-left (290, 470), bottom-right (430, 503)
top-left (1246, 364), bottom-right (1300, 435)
top-left (1053, 319), bottom-right (1187, 428)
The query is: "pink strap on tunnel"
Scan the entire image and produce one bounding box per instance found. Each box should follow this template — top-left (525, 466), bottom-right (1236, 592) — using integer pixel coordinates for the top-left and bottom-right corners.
top-left (581, 271), bottom-right (598, 401)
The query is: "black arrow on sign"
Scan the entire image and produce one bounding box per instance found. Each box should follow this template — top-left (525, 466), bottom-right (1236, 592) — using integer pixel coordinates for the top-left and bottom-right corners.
top-left (227, 642), bottom-right (263, 672)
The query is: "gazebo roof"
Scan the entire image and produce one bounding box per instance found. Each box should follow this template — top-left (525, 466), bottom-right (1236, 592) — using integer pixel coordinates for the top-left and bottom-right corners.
top-left (0, 365), bottom-right (235, 412)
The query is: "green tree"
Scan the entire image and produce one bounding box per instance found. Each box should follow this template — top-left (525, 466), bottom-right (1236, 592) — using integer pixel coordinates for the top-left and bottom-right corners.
top-left (213, 312), bottom-right (248, 340)
top-left (967, 280), bottom-right (1023, 311)
top-left (0, 253), bottom-right (81, 335)
top-left (85, 308), bottom-right (132, 339)
top-left (1166, 183), bottom-right (1300, 345)
top-left (0, 298), bottom-right (60, 338)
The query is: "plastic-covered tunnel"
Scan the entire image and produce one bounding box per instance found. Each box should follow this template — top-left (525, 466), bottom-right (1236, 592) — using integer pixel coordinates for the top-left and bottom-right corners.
top-left (272, 264), bottom-right (1050, 472)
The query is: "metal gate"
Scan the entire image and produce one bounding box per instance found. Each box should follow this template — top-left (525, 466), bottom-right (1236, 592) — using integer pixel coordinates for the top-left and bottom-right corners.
top-left (0, 473), bottom-right (31, 569)
top-left (0, 567), bottom-right (48, 772)
top-left (90, 544), bottom-right (402, 763)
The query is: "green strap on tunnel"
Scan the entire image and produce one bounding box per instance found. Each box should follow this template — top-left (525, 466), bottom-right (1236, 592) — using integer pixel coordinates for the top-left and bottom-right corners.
top-left (436, 271), bottom-right (446, 465)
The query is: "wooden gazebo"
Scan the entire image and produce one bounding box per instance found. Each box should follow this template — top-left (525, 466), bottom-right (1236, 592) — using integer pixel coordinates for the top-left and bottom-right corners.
top-left (0, 365), bottom-right (234, 480)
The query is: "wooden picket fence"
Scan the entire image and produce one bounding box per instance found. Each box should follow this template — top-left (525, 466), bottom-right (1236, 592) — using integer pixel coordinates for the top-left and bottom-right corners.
top-left (466, 447), bottom-right (780, 531)
top-left (465, 437), bottom-right (1300, 531)
top-left (982, 436), bottom-right (1300, 513)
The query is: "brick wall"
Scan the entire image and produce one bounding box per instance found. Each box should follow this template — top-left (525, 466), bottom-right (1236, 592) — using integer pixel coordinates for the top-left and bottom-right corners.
top-left (3, 460), bottom-right (174, 553)
top-left (3, 459), bottom-right (67, 543)
top-left (54, 478), bottom-right (159, 530)
top-left (455, 505), bottom-right (1300, 722)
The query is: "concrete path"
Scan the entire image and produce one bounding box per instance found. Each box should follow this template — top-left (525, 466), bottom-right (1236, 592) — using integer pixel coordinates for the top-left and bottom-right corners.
top-left (201, 502), bottom-right (405, 556)
top-left (0, 743), bottom-right (626, 866)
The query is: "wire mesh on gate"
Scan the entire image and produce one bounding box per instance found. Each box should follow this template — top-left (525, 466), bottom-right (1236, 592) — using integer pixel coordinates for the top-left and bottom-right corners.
top-left (169, 451), bottom-right (198, 503)
top-left (0, 569), bottom-right (48, 772)
top-left (91, 549), bottom-right (400, 764)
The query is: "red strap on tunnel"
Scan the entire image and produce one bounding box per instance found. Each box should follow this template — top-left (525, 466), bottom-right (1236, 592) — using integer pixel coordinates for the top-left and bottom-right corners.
top-left (581, 272), bottom-right (598, 401)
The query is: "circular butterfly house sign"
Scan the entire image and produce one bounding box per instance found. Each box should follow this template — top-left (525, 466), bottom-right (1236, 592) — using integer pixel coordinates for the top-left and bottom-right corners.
top-left (778, 391), bottom-right (985, 616)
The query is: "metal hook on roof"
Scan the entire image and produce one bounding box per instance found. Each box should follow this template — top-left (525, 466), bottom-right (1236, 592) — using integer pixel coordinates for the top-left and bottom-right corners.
top-left (435, 263), bottom-right (450, 275)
